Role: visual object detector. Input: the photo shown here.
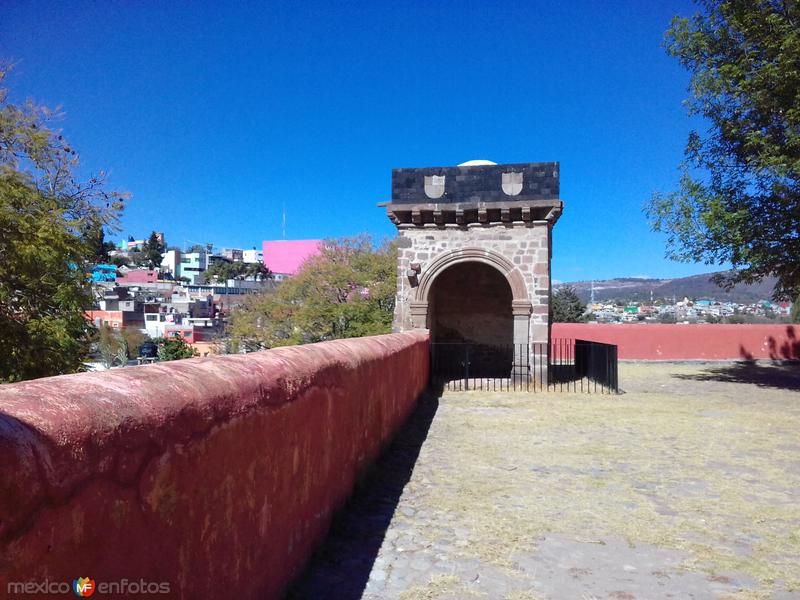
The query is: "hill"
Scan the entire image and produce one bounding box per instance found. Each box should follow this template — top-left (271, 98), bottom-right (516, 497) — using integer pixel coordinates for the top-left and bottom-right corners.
top-left (556, 272), bottom-right (778, 304)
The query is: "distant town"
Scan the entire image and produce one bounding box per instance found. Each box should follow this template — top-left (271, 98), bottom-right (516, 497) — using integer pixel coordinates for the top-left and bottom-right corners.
top-left (558, 277), bottom-right (793, 325)
top-left (584, 296), bottom-right (792, 324)
top-left (86, 233), bottom-right (324, 362)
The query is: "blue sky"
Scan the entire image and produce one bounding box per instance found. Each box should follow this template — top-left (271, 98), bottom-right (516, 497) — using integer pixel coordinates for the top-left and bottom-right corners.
top-left (2, 0), bottom-right (713, 282)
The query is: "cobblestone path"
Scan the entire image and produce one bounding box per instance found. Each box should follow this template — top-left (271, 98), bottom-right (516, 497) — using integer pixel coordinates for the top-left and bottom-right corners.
top-left (288, 363), bottom-right (800, 600)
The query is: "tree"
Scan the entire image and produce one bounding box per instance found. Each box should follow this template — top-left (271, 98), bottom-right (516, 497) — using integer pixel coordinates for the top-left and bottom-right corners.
top-left (0, 65), bottom-right (127, 382)
top-left (552, 286), bottom-right (586, 323)
top-left (82, 219), bottom-right (116, 264)
top-left (96, 324), bottom-right (124, 369)
top-left (203, 260), bottom-right (243, 283)
top-left (244, 261), bottom-right (271, 281)
top-left (203, 260), bottom-right (271, 283)
top-left (120, 327), bottom-right (149, 358)
top-left (791, 297), bottom-right (800, 323)
top-left (646, 0), bottom-right (800, 302)
top-left (142, 231), bottom-right (164, 268)
top-left (229, 236), bottom-right (395, 348)
top-left (156, 335), bottom-right (197, 361)
top-left (107, 254), bottom-right (129, 267)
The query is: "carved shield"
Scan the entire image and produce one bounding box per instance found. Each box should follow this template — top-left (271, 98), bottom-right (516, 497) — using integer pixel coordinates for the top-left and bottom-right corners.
top-left (424, 175), bottom-right (445, 199)
top-left (502, 171), bottom-right (523, 196)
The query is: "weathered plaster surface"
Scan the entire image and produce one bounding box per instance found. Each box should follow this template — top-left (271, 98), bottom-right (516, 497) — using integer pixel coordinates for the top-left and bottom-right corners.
top-left (0, 332), bottom-right (429, 599)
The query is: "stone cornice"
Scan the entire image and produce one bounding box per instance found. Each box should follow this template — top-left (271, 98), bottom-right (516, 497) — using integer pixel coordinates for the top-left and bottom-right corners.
top-left (387, 199), bottom-right (563, 228)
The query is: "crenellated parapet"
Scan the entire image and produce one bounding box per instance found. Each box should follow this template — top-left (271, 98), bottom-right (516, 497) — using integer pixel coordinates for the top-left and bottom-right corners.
top-left (386, 161), bottom-right (563, 227)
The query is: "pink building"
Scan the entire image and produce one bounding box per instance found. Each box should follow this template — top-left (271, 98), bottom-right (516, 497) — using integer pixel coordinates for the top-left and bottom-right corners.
top-left (117, 269), bottom-right (159, 284)
top-left (262, 240), bottom-right (323, 279)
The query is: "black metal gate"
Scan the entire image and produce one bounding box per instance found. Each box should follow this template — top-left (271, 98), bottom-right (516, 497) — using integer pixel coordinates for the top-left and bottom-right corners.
top-left (430, 338), bottom-right (619, 394)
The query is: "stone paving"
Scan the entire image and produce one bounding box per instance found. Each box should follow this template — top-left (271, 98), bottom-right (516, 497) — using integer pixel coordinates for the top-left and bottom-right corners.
top-left (287, 363), bottom-right (800, 600)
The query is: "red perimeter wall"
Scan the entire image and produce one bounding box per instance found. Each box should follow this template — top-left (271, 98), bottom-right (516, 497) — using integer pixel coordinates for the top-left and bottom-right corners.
top-left (553, 323), bottom-right (800, 360)
top-left (0, 332), bottom-right (429, 599)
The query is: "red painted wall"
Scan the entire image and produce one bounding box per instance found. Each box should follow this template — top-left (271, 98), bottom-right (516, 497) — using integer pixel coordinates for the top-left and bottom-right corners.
top-left (85, 310), bottom-right (143, 328)
top-left (553, 323), bottom-right (800, 360)
top-left (0, 332), bottom-right (429, 599)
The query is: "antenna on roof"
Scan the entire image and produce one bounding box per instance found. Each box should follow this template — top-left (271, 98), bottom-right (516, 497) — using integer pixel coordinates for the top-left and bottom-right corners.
top-left (282, 202), bottom-right (286, 240)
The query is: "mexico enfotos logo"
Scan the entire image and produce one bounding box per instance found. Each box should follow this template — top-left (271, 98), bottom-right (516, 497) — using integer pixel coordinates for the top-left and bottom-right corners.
top-left (7, 577), bottom-right (170, 596)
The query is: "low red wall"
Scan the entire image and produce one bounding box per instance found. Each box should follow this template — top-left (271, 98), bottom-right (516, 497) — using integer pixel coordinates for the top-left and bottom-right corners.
top-left (0, 332), bottom-right (429, 599)
top-left (553, 323), bottom-right (800, 360)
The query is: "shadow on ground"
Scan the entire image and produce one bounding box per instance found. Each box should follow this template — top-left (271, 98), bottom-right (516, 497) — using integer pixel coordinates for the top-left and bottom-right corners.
top-left (673, 361), bottom-right (800, 391)
top-left (284, 393), bottom-right (440, 600)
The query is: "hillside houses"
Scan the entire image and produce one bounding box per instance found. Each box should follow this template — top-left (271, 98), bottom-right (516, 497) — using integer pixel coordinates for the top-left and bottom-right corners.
top-left (588, 297), bottom-right (792, 324)
top-left (85, 235), bottom-right (322, 359)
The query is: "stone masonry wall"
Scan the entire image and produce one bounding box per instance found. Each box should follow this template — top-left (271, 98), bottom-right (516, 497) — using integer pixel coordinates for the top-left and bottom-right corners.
top-left (394, 222), bottom-right (552, 346)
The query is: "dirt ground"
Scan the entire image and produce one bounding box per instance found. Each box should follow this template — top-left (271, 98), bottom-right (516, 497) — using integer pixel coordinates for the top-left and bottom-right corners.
top-left (288, 362), bottom-right (800, 600)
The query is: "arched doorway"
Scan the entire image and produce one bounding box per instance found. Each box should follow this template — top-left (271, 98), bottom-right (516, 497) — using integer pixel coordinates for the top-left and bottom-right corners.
top-left (428, 261), bottom-right (515, 379)
top-left (429, 262), bottom-right (513, 345)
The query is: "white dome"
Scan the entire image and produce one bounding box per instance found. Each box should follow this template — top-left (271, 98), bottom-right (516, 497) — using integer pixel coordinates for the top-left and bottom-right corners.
top-left (457, 159), bottom-right (497, 167)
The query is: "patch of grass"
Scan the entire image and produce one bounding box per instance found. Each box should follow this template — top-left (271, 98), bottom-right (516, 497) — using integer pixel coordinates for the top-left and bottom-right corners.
top-left (504, 591), bottom-right (542, 600)
top-left (408, 363), bottom-right (800, 596)
top-left (398, 574), bottom-right (478, 600)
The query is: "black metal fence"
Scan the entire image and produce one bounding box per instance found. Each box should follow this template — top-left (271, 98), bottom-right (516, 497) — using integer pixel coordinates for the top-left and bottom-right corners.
top-left (429, 338), bottom-right (619, 394)
top-left (550, 338), bottom-right (619, 394)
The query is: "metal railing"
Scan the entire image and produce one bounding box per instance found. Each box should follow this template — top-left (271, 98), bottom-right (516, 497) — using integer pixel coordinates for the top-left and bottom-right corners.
top-left (429, 339), bottom-right (619, 394)
top-left (550, 338), bottom-right (619, 394)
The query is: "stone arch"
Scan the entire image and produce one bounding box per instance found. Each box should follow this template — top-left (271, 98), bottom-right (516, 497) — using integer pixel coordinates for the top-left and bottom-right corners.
top-left (409, 248), bottom-right (532, 332)
top-left (416, 248), bottom-right (529, 304)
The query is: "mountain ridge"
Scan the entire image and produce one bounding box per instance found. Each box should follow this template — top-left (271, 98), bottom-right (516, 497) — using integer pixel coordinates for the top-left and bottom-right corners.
top-left (556, 272), bottom-right (778, 304)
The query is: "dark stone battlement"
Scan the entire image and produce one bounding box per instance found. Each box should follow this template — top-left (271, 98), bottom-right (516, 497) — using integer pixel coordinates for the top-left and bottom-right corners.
top-left (391, 162), bottom-right (559, 205)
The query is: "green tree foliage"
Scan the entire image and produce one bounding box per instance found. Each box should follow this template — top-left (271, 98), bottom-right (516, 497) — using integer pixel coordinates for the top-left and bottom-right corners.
top-left (0, 65), bottom-right (126, 382)
top-left (203, 260), bottom-right (270, 283)
top-left (120, 327), bottom-right (149, 358)
top-left (229, 236), bottom-right (396, 348)
top-left (141, 231), bottom-right (164, 268)
top-left (96, 324), bottom-right (124, 368)
top-left (646, 1), bottom-right (800, 301)
top-left (791, 297), bottom-right (800, 323)
top-left (81, 219), bottom-right (116, 264)
top-left (107, 254), bottom-right (129, 267)
top-left (156, 335), bottom-right (197, 361)
top-left (552, 286), bottom-right (586, 323)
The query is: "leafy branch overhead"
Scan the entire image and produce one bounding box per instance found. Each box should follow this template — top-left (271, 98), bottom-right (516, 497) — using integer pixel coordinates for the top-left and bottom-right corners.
top-left (646, 0), bottom-right (800, 300)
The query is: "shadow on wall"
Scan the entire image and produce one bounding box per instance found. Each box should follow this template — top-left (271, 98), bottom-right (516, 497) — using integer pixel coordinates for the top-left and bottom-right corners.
top-left (739, 326), bottom-right (800, 362)
top-left (285, 393), bottom-right (440, 600)
top-left (0, 413), bottom-right (63, 542)
top-left (768, 326), bottom-right (800, 360)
